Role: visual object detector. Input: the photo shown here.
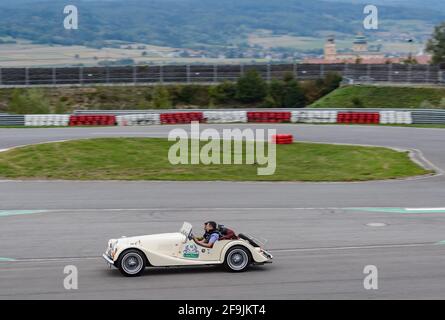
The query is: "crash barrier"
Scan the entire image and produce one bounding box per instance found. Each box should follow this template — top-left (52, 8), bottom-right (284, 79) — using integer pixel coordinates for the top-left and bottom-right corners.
top-left (0, 114), bottom-right (25, 126)
top-left (291, 110), bottom-right (338, 123)
top-left (411, 110), bottom-right (445, 124)
top-left (69, 115), bottom-right (116, 126)
top-left (160, 112), bottom-right (204, 124)
top-left (14, 109), bottom-right (445, 127)
top-left (379, 111), bottom-right (413, 125)
top-left (337, 112), bottom-right (380, 124)
top-left (25, 114), bottom-right (70, 126)
top-left (116, 113), bottom-right (161, 126)
top-left (247, 112), bottom-right (291, 123)
top-left (271, 134), bottom-right (294, 144)
top-left (203, 111), bottom-right (248, 123)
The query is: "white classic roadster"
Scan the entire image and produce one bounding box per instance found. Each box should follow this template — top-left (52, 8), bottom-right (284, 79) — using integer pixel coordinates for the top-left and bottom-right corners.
top-left (102, 222), bottom-right (273, 277)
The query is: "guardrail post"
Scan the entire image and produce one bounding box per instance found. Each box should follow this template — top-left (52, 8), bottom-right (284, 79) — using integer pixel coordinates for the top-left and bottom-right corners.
top-left (367, 64), bottom-right (371, 78)
top-left (52, 67), bottom-right (56, 85)
top-left (439, 69), bottom-right (444, 85)
top-left (132, 65), bottom-right (137, 85)
top-left (186, 64), bottom-right (191, 83)
top-left (213, 64), bottom-right (218, 83)
top-left (240, 64), bottom-right (244, 77)
top-left (388, 64), bottom-right (393, 82)
top-left (79, 67), bottom-right (83, 85)
top-left (320, 64), bottom-right (324, 77)
top-left (106, 66), bottom-right (110, 84)
top-left (408, 64), bottom-right (412, 84)
top-left (267, 64), bottom-right (271, 82)
top-left (425, 65), bottom-right (430, 84)
top-left (293, 63), bottom-right (297, 79)
top-left (25, 67), bottom-right (29, 86)
top-left (160, 65), bottom-right (164, 84)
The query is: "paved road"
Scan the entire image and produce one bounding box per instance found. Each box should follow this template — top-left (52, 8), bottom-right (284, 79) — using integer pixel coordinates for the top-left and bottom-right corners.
top-left (0, 124), bottom-right (444, 299)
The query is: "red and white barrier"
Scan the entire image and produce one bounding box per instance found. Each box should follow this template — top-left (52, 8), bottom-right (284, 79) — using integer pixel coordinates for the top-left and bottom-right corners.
top-left (160, 112), bottom-right (204, 124)
top-left (247, 112), bottom-right (291, 123)
top-left (22, 109), bottom-right (415, 127)
top-left (25, 114), bottom-right (70, 126)
top-left (380, 111), bottom-right (412, 125)
top-left (337, 112), bottom-right (380, 124)
top-left (116, 114), bottom-right (161, 126)
top-left (204, 111), bottom-right (247, 123)
top-left (291, 110), bottom-right (338, 123)
top-left (69, 115), bottom-right (116, 126)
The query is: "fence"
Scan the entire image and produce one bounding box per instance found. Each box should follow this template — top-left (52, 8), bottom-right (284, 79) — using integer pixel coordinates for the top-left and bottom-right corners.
top-left (0, 64), bottom-right (443, 87)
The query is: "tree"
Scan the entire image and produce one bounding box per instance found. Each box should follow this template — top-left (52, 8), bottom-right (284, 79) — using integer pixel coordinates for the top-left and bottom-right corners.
top-left (152, 86), bottom-right (172, 108)
top-left (282, 78), bottom-right (306, 108)
top-left (268, 79), bottom-right (286, 107)
top-left (236, 70), bottom-right (267, 104)
top-left (267, 74), bottom-right (306, 108)
top-left (320, 72), bottom-right (342, 96)
top-left (8, 89), bottom-right (50, 114)
top-left (426, 22), bottom-right (445, 64)
top-left (208, 81), bottom-right (237, 105)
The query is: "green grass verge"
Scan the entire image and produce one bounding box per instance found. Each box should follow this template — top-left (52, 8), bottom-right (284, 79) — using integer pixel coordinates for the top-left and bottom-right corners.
top-left (0, 138), bottom-right (430, 181)
top-left (311, 85), bottom-right (445, 109)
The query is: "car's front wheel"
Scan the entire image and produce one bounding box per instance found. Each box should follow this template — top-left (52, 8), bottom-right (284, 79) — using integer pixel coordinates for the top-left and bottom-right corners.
top-left (224, 246), bottom-right (251, 272)
top-left (117, 249), bottom-right (147, 277)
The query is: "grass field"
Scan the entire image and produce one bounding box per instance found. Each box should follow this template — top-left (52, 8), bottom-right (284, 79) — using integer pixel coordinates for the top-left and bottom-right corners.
top-left (247, 32), bottom-right (425, 53)
top-left (0, 41), bottom-right (266, 67)
top-left (311, 85), bottom-right (445, 108)
top-left (0, 138), bottom-right (430, 181)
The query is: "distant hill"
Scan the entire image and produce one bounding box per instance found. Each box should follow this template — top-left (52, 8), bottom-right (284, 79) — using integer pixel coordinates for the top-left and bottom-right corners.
top-left (1, 0), bottom-right (443, 49)
top-left (326, 0), bottom-right (445, 12)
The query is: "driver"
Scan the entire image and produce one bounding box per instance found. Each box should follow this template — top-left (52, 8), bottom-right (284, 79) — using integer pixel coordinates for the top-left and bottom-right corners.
top-left (193, 221), bottom-right (220, 248)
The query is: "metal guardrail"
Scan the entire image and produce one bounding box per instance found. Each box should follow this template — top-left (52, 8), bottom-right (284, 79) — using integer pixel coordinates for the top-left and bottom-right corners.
top-left (411, 110), bottom-right (445, 124)
top-left (0, 63), bottom-right (442, 87)
top-left (0, 114), bottom-right (25, 126)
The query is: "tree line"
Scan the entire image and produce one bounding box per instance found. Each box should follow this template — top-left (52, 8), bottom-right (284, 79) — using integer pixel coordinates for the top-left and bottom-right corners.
top-left (4, 71), bottom-right (343, 114)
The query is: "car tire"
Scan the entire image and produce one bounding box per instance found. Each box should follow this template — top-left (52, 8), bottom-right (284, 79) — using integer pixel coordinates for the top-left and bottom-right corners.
top-left (117, 249), bottom-right (147, 277)
top-left (224, 246), bottom-right (251, 272)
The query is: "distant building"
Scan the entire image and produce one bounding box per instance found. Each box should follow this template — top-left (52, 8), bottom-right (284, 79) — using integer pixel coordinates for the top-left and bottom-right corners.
top-left (303, 34), bottom-right (431, 64)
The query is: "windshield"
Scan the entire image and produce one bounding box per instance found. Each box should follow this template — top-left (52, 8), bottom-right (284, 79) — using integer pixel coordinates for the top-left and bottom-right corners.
top-left (179, 222), bottom-right (193, 238)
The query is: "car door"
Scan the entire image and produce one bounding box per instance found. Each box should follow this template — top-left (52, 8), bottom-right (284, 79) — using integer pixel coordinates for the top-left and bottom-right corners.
top-left (180, 239), bottom-right (228, 262)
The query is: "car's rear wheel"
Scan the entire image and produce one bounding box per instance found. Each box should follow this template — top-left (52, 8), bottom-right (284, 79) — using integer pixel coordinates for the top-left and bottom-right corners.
top-left (224, 246), bottom-right (251, 272)
top-left (117, 249), bottom-right (146, 277)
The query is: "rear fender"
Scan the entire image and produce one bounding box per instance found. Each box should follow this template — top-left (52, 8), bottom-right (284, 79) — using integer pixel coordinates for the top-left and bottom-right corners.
top-left (220, 240), bottom-right (267, 263)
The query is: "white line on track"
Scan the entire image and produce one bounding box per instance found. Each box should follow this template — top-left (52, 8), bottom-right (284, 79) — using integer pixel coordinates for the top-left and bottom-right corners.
top-left (1, 207), bottom-right (346, 213)
top-left (406, 208), bottom-right (445, 211)
top-left (271, 242), bottom-right (436, 253)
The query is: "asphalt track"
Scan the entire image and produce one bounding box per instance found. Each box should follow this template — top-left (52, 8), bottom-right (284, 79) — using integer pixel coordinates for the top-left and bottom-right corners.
top-left (0, 124), bottom-right (445, 299)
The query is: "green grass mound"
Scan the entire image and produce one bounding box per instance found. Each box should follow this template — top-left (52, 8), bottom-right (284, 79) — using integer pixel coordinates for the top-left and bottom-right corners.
top-left (0, 138), bottom-right (430, 181)
top-left (311, 85), bottom-right (445, 109)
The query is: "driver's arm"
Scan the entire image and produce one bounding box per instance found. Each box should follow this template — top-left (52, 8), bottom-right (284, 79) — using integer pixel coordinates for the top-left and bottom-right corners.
top-left (194, 233), bottom-right (218, 248)
top-left (195, 240), bottom-right (213, 248)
